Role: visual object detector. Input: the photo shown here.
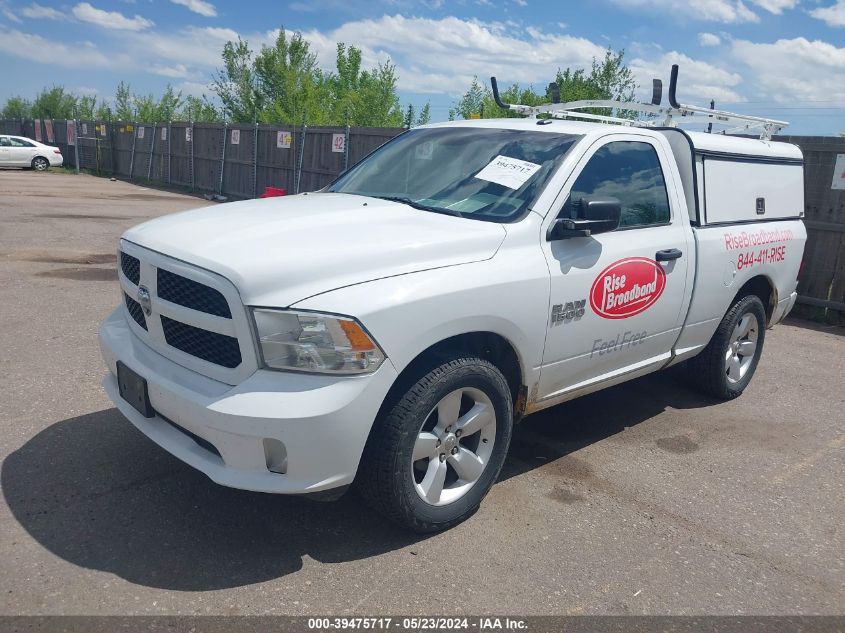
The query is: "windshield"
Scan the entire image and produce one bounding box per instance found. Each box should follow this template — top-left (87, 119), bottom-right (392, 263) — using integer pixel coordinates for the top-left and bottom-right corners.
top-left (327, 127), bottom-right (582, 223)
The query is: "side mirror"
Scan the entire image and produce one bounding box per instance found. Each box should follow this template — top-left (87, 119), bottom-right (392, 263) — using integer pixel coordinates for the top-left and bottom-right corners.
top-left (547, 195), bottom-right (622, 240)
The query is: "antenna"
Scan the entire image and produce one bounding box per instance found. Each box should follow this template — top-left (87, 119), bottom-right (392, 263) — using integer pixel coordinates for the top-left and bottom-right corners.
top-left (487, 64), bottom-right (788, 140)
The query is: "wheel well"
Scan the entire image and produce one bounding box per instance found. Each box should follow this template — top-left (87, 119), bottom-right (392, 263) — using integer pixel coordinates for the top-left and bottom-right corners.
top-left (733, 275), bottom-right (776, 324)
top-left (381, 332), bottom-right (525, 421)
top-left (32, 155), bottom-right (48, 165)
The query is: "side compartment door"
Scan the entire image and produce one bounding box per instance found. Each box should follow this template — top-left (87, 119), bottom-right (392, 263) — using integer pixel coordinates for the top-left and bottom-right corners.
top-left (538, 136), bottom-right (692, 400)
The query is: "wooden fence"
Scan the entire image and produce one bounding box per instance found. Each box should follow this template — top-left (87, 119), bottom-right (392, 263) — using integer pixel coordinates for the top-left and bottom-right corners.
top-left (2, 118), bottom-right (403, 197)
top-left (2, 119), bottom-right (844, 315)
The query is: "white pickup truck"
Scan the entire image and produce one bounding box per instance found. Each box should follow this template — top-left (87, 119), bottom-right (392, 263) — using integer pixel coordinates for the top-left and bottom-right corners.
top-left (100, 75), bottom-right (806, 532)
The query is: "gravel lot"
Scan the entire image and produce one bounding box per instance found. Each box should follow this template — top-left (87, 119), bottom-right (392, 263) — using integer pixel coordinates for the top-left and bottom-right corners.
top-left (1, 169), bottom-right (843, 616)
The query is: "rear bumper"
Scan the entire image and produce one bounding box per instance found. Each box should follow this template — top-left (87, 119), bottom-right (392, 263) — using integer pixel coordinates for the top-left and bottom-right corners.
top-left (99, 308), bottom-right (397, 494)
top-left (49, 154), bottom-right (64, 167)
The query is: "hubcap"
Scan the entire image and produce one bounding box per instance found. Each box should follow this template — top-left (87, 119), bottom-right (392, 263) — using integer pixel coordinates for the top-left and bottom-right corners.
top-left (725, 312), bottom-right (759, 384)
top-left (411, 387), bottom-right (496, 506)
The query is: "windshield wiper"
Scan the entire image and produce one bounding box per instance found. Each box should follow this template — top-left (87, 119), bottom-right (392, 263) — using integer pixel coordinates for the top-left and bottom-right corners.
top-left (370, 195), bottom-right (463, 218)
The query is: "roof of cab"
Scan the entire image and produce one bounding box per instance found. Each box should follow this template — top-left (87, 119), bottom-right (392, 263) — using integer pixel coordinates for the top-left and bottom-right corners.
top-left (423, 118), bottom-right (802, 161)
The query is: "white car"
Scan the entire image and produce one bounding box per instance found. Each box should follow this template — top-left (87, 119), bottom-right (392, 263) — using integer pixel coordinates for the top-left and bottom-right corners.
top-left (0, 135), bottom-right (63, 170)
top-left (99, 73), bottom-right (807, 532)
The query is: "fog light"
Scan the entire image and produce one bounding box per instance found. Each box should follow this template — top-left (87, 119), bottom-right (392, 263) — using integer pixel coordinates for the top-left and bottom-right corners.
top-left (263, 438), bottom-right (288, 474)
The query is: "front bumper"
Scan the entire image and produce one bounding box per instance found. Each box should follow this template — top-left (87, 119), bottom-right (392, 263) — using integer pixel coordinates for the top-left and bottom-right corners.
top-left (99, 308), bottom-right (398, 494)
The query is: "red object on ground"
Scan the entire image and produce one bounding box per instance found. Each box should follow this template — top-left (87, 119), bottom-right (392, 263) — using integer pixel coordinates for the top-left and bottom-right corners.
top-left (260, 186), bottom-right (287, 198)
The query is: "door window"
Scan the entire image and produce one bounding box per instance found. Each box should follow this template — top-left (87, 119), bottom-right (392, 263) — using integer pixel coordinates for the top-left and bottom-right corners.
top-left (565, 141), bottom-right (671, 228)
top-left (9, 138), bottom-right (35, 147)
top-left (0, 137), bottom-right (10, 146)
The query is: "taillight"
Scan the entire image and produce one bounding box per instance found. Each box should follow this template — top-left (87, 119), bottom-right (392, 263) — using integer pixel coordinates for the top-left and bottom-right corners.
top-left (53, 149), bottom-right (62, 154)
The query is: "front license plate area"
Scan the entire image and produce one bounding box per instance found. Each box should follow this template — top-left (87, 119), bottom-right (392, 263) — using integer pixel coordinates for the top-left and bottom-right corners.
top-left (117, 361), bottom-right (154, 418)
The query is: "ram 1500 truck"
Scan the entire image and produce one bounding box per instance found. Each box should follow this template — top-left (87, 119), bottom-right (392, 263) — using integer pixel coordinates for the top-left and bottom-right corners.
top-left (100, 115), bottom-right (806, 532)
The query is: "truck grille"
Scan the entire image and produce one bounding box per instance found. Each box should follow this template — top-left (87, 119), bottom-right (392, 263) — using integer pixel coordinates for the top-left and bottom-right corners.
top-left (117, 243), bottom-right (257, 384)
top-left (120, 251), bottom-right (140, 285)
top-left (157, 268), bottom-right (231, 318)
top-left (124, 292), bottom-right (147, 330)
top-left (161, 316), bottom-right (242, 368)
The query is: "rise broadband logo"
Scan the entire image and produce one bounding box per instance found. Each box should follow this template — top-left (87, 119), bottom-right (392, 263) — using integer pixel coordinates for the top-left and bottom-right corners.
top-left (590, 257), bottom-right (667, 319)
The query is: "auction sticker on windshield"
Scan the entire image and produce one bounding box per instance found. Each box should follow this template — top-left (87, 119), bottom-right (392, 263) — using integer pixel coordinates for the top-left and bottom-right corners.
top-left (474, 155), bottom-right (541, 189)
top-left (590, 257), bottom-right (666, 319)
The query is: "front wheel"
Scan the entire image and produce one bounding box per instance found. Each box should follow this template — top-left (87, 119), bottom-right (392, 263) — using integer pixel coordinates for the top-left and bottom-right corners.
top-left (32, 157), bottom-right (50, 171)
top-left (357, 356), bottom-right (513, 532)
top-left (688, 294), bottom-right (767, 400)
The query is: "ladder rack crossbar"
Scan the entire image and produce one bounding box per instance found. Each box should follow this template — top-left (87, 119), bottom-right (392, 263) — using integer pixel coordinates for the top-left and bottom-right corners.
top-left (489, 65), bottom-right (789, 140)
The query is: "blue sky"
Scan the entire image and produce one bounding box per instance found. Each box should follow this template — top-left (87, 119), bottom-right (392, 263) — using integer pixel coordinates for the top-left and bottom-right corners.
top-left (0, 0), bottom-right (843, 133)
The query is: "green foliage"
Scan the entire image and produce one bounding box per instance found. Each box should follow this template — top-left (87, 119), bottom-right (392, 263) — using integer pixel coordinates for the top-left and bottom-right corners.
top-left (212, 28), bottom-right (404, 127)
top-left (179, 95), bottom-right (220, 123)
top-left (450, 48), bottom-right (638, 121)
top-left (1, 96), bottom-right (32, 119)
top-left (31, 86), bottom-right (77, 119)
top-left (114, 81), bottom-right (134, 121)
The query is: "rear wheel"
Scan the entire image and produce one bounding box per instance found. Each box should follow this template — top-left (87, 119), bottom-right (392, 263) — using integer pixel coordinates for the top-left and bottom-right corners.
top-left (357, 356), bottom-right (513, 532)
top-left (688, 294), bottom-right (766, 400)
top-left (31, 157), bottom-right (49, 171)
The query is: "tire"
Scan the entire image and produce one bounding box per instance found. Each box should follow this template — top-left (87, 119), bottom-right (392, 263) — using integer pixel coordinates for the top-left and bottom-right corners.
top-left (32, 157), bottom-right (49, 171)
top-left (688, 294), bottom-right (767, 400)
top-left (357, 355), bottom-right (513, 532)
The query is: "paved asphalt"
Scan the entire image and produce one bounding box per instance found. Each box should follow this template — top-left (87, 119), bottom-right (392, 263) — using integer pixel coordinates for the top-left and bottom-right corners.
top-left (0, 170), bottom-right (843, 616)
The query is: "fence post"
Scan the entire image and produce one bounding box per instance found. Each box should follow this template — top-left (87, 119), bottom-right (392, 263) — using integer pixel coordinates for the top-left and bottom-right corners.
top-left (190, 121), bottom-right (195, 191)
top-left (73, 119), bottom-right (80, 175)
top-left (252, 121), bottom-right (259, 199)
top-left (128, 121), bottom-right (137, 181)
top-left (109, 116), bottom-right (116, 175)
top-left (147, 122), bottom-right (157, 181)
top-left (295, 124), bottom-right (307, 194)
top-left (343, 124), bottom-right (350, 172)
top-left (167, 121), bottom-right (172, 184)
top-left (219, 123), bottom-right (228, 196)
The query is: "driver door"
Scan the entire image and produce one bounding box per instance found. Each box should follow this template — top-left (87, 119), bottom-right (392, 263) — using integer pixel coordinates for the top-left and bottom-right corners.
top-left (538, 135), bottom-right (692, 401)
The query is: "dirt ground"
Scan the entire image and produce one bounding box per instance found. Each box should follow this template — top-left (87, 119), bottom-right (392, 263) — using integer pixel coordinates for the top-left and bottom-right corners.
top-left (1, 169), bottom-right (843, 616)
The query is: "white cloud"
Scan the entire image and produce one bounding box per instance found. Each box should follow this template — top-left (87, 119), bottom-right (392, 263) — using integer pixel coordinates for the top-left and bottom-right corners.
top-left (731, 37), bottom-right (845, 104)
top-left (170, 0), bottom-right (217, 18)
top-left (71, 2), bottom-right (153, 31)
top-left (698, 32), bottom-right (721, 46)
top-left (0, 0), bottom-right (22, 22)
top-left (299, 15), bottom-right (606, 93)
top-left (748, 0), bottom-right (798, 13)
top-left (630, 52), bottom-right (744, 103)
top-left (20, 3), bottom-right (67, 19)
top-left (610, 0), bottom-right (759, 23)
top-left (810, 0), bottom-right (845, 26)
top-left (152, 63), bottom-right (190, 78)
top-left (0, 26), bottom-right (118, 68)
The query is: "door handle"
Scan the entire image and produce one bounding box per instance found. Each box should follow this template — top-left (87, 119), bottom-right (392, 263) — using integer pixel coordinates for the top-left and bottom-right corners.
top-left (655, 248), bottom-right (683, 262)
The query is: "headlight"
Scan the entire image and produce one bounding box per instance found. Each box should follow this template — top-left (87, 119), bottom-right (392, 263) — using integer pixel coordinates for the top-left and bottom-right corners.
top-left (251, 309), bottom-right (386, 375)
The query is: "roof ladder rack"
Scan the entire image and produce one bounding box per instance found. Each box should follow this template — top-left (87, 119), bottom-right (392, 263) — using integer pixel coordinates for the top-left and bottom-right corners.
top-left (490, 64), bottom-right (788, 141)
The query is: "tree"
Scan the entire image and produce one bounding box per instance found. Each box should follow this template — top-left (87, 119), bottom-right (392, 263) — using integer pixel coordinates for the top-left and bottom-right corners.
top-left (114, 81), bottom-right (134, 121)
top-left (31, 86), bottom-right (77, 119)
top-left (132, 85), bottom-right (183, 122)
top-left (253, 28), bottom-right (322, 125)
top-left (212, 37), bottom-right (260, 122)
top-left (77, 95), bottom-right (98, 119)
top-left (2, 96), bottom-right (32, 119)
top-left (179, 95), bottom-right (220, 122)
top-left (450, 48), bottom-right (637, 120)
top-left (416, 102), bottom-right (431, 126)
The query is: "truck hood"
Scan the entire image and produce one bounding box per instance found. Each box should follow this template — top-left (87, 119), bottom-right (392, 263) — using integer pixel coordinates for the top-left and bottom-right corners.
top-left (122, 192), bottom-right (506, 307)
